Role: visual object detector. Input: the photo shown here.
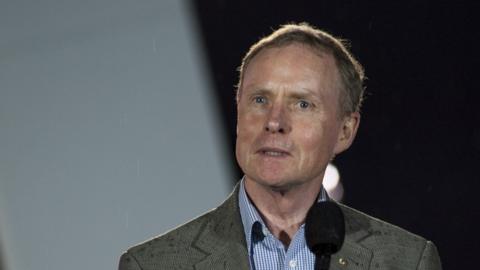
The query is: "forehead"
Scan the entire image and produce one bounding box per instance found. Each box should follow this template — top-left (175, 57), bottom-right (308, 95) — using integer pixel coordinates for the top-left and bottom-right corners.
top-left (242, 43), bottom-right (341, 96)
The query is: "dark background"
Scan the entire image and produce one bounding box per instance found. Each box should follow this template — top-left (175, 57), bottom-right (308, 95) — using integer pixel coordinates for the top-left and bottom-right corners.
top-left (191, 1), bottom-right (479, 268)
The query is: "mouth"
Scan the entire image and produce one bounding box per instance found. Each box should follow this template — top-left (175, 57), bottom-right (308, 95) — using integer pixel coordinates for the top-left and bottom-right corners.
top-left (257, 147), bottom-right (290, 157)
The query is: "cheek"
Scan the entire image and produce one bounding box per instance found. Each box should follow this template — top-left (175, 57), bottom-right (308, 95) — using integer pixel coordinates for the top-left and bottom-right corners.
top-left (296, 122), bottom-right (322, 147)
top-left (238, 112), bottom-right (264, 137)
top-left (299, 133), bottom-right (323, 165)
top-left (295, 122), bottom-right (338, 160)
top-left (236, 114), bottom-right (261, 156)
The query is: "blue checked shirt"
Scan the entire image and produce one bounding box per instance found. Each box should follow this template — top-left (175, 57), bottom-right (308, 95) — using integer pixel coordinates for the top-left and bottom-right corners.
top-left (238, 178), bottom-right (329, 270)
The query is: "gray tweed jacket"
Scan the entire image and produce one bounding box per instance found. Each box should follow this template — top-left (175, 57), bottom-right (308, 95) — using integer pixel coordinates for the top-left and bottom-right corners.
top-left (119, 185), bottom-right (441, 270)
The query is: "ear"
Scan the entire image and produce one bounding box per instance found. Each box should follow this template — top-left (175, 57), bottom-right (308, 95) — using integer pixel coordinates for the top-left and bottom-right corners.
top-left (333, 112), bottom-right (360, 155)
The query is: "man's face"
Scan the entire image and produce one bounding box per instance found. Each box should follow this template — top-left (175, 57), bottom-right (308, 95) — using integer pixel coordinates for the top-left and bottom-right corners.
top-left (236, 43), bottom-right (359, 190)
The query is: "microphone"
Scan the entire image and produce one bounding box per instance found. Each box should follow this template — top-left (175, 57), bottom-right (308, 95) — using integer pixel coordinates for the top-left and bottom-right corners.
top-left (305, 201), bottom-right (345, 270)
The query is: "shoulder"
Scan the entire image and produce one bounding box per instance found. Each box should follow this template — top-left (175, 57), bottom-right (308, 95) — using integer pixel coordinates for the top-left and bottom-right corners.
top-left (119, 187), bottom-right (242, 270)
top-left (340, 203), bottom-right (427, 247)
top-left (124, 210), bottom-right (215, 269)
top-left (119, 208), bottom-right (218, 270)
top-left (339, 203), bottom-right (442, 269)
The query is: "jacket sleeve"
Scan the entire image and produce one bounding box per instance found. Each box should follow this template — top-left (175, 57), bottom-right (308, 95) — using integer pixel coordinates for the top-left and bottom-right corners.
top-left (119, 251), bottom-right (143, 270)
top-left (417, 241), bottom-right (442, 270)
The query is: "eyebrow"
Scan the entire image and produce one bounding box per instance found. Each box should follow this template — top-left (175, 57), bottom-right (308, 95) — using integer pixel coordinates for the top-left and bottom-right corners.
top-left (288, 88), bottom-right (324, 104)
top-left (289, 88), bottom-right (318, 100)
top-left (246, 87), bottom-right (322, 102)
top-left (247, 88), bottom-right (271, 97)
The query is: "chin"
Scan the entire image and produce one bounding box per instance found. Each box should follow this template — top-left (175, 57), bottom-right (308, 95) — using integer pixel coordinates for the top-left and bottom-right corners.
top-left (252, 172), bottom-right (303, 192)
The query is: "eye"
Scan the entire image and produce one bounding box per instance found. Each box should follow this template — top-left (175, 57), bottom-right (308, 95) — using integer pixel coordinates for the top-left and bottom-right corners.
top-left (297, 100), bottom-right (310, 109)
top-left (254, 96), bottom-right (267, 104)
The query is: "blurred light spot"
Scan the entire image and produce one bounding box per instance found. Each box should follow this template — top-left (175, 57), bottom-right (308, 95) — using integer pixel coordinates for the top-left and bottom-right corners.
top-left (323, 163), bottom-right (344, 202)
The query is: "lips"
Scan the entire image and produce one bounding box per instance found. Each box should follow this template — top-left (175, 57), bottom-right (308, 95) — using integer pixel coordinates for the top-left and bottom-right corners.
top-left (256, 147), bottom-right (291, 157)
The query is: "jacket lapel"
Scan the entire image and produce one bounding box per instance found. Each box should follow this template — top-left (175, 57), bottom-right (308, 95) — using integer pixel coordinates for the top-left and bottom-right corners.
top-left (328, 204), bottom-right (374, 270)
top-left (330, 238), bottom-right (373, 270)
top-left (193, 242), bottom-right (249, 270)
top-left (192, 185), bottom-right (250, 270)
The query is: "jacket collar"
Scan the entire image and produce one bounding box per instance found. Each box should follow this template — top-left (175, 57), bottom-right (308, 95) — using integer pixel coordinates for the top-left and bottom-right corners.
top-left (192, 183), bottom-right (374, 270)
top-left (192, 184), bottom-right (250, 269)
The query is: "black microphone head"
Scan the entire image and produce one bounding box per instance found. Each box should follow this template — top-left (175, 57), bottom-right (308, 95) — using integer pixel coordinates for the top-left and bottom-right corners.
top-left (305, 201), bottom-right (345, 255)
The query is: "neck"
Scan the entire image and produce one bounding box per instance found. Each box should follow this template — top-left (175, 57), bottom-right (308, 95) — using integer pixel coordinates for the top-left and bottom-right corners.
top-left (244, 177), bottom-right (322, 247)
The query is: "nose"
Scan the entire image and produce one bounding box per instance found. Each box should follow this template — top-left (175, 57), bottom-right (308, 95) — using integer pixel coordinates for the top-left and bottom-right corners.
top-left (264, 103), bottom-right (291, 134)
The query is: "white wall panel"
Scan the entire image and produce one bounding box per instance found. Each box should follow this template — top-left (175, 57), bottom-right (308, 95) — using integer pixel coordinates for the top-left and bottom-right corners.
top-left (0, 1), bottom-right (231, 269)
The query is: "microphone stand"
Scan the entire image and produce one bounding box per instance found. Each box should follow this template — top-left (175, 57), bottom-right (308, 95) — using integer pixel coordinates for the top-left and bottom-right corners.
top-left (314, 254), bottom-right (331, 270)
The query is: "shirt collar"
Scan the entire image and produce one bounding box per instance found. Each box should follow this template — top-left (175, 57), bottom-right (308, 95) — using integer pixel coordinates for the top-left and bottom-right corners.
top-left (238, 178), bottom-right (265, 252)
top-left (238, 177), bottom-right (330, 252)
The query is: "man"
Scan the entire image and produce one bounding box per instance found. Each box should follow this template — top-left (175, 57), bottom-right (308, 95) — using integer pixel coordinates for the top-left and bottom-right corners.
top-left (119, 23), bottom-right (442, 270)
